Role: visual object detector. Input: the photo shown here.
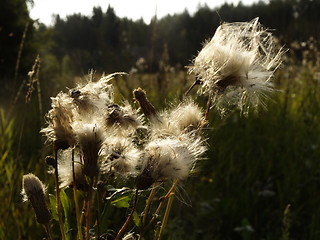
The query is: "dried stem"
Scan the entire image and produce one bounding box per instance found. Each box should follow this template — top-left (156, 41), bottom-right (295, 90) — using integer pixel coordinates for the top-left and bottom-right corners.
top-left (185, 79), bottom-right (201, 96)
top-left (156, 191), bottom-right (175, 240)
top-left (142, 186), bottom-right (156, 225)
top-left (143, 180), bottom-right (178, 234)
top-left (115, 189), bottom-right (139, 240)
top-left (54, 148), bottom-right (66, 240)
top-left (72, 149), bottom-right (83, 240)
top-left (86, 177), bottom-right (94, 240)
top-left (138, 186), bottom-right (157, 240)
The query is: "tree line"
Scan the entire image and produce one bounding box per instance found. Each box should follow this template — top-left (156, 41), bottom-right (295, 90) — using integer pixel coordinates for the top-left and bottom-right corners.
top-left (1, 0), bottom-right (320, 84)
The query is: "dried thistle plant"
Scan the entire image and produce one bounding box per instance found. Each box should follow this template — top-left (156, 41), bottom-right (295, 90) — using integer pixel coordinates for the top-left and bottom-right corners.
top-left (188, 17), bottom-right (285, 115)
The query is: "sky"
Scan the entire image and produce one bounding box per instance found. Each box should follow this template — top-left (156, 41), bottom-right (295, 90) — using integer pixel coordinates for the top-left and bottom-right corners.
top-left (28, 0), bottom-right (259, 26)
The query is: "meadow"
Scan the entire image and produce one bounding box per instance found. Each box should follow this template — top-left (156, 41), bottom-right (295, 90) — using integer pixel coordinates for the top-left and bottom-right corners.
top-left (1, 33), bottom-right (320, 240)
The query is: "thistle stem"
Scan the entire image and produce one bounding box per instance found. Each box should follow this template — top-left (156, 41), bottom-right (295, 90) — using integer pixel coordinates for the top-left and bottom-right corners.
top-left (72, 149), bottom-right (83, 240)
top-left (54, 148), bottom-right (66, 240)
top-left (142, 186), bottom-right (156, 225)
top-left (86, 177), bottom-right (94, 240)
top-left (185, 79), bottom-right (201, 96)
top-left (138, 186), bottom-right (156, 240)
top-left (115, 189), bottom-right (139, 240)
top-left (144, 180), bottom-right (178, 234)
top-left (156, 191), bottom-right (175, 240)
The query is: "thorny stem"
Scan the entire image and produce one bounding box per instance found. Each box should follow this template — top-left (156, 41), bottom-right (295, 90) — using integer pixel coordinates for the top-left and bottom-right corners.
top-left (86, 177), bottom-right (94, 240)
top-left (54, 148), bottom-right (66, 240)
top-left (44, 223), bottom-right (52, 240)
top-left (157, 192), bottom-right (175, 240)
top-left (143, 180), bottom-right (178, 235)
top-left (72, 149), bottom-right (83, 240)
top-left (115, 189), bottom-right (139, 240)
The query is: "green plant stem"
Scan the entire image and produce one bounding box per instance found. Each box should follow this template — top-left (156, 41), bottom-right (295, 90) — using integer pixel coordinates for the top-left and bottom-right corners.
top-left (72, 149), bottom-right (83, 240)
top-left (156, 192), bottom-right (175, 240)
top-left (86, 177), bottom-right (94, 240)
top-left (115, 189), bottom-right (139, 240)
top-left (54, 149), bottom-right (66, 240)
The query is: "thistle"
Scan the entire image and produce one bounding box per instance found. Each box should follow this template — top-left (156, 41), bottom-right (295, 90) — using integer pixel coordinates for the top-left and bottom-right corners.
top-left (105, 102), bottom-right (142, 129)
top-left (58, 149), bottom-right (88, 190)
top-left (41, 92), bottom-right (76, 150)
top-left (101, 135), bottom-right (141, 175)
top-left (188, 17), bottom-right (284, 115)
top-left (136, 136), bottom-right (206, 190)
top-left (70, 73), bottom-right (115, 117)
top-left (21, 173), bottom-right (51, 225)
top-left (74, 122), bottom-right (104, 177)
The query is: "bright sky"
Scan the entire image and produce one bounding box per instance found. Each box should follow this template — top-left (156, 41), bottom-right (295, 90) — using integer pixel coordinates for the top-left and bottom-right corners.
top-left (29, 0), bottom-right (259, 26)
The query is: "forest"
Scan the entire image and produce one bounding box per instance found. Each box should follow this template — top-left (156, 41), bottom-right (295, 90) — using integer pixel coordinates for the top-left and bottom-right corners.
top-left (1, 0), bottom-right (320, 239)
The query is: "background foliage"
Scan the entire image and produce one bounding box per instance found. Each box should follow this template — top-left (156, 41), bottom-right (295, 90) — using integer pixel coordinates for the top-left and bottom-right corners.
top-left (0, 0), bottom-right (320, 239)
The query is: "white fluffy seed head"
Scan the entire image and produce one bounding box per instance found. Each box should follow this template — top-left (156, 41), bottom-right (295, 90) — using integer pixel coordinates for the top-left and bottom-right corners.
top-left (189, 18), bottom-right (284, 115)
top-left (73, 122), bottom-right (104, 177)
top-left (70, 73), bottom-right (115, 117)
top-left (41, 92), bottom-right (76, 150)
top-left (137, 136), bottom-right (206, 188)
top-left (105, 101), bottom-right (142, 129)
top-left (58, 149), bottom-right (88, 190)
top-left (150, 100), bottom-right (204, 138)
top-left (101, 136), bottom-right (141, 176)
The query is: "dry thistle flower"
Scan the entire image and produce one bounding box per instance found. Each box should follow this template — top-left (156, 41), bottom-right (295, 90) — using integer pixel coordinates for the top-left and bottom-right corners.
top-left (101, 136), bottom-right (141, 175)
top-left (21, 173), bottom-right (51, 224)
top-left (58, 149), bottom-right (88, 190)
top-left (41, 92), bottom-right (76, 150)
top-left (154, 100), bottom-right (204, 136)
top-left (105, 102), bottom-right (142, 129)
top-left (136, 136), bottom-right (206, 190)
top-left (74, 122), bottom-right (104, 177)
top-left (188, 17), bottom-right (284, 114)
top-left (70, 73), bottom-right (116, 117)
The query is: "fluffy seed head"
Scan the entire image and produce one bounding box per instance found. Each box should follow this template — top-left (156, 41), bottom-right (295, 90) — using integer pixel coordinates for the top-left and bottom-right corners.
top-left (136, 136), bottom-right (206, 189)
top-left (189, 18), bottom-right (284, 115)
top-left (21, 173), bottom-right (51, 224)
top-left (150, 100), bottom-right (204, 138)
top-left (58, 149), bottom-right (88, 190)
top-left (101, 136), bottom-right (141, 175)
top-left (41, 92), bottom-right (76, 150)
top-left (70, 73), bottom-right (116, 117)
top-left (105, 102), bottom-right (142, 129)
top-left (74, 122), bottom-right (104, 177)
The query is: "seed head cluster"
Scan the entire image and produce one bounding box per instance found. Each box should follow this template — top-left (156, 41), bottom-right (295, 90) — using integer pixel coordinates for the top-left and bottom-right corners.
top-left (39, 72), bottom-right (207, 191)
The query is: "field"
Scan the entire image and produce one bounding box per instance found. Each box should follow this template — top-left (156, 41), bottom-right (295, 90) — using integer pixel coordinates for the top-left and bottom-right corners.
top-left (1, 37), bottom-right (320, 240)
